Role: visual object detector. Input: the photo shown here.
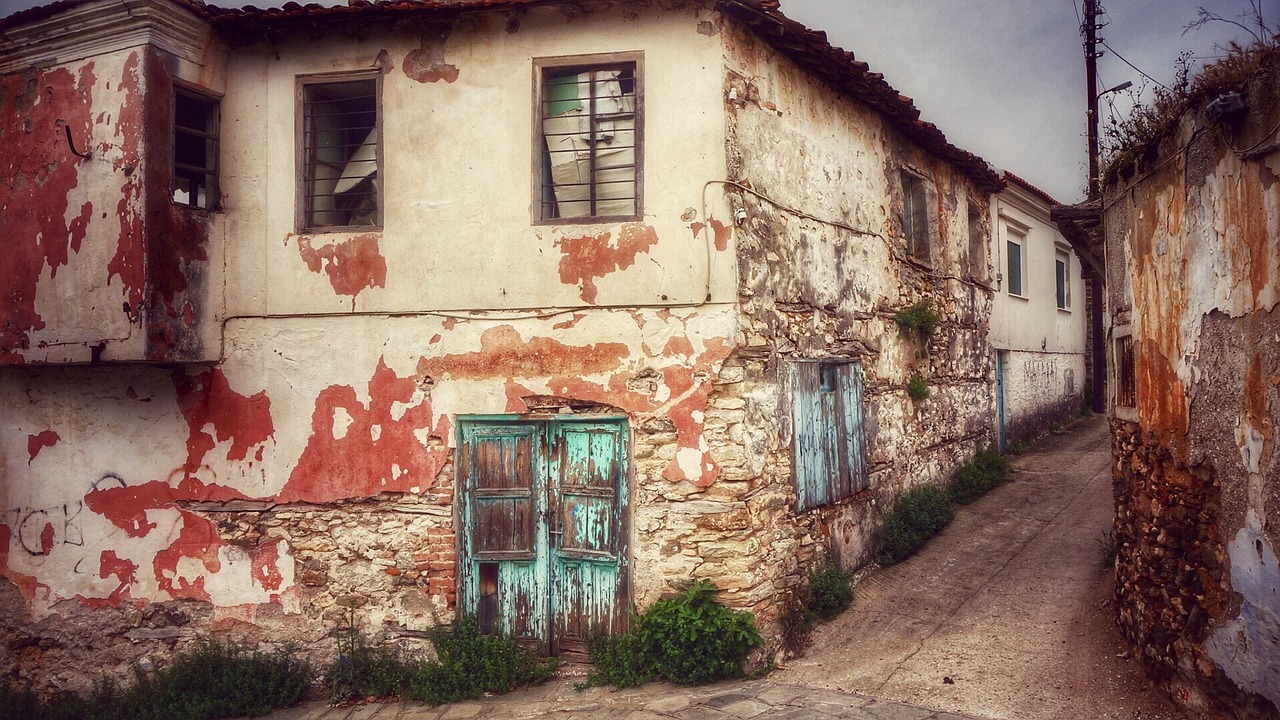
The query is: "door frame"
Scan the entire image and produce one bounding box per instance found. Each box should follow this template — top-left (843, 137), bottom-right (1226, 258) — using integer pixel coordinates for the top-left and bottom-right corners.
top-left (454, 413), bottom-right (633, 656)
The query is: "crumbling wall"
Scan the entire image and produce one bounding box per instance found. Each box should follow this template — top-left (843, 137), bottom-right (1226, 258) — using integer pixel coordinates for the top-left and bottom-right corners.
top-left (720, 21), bottom-right (995, 622)
top-left (0, 38), bottom-right (224, 365)
top-left (1104, 55), bottom-right (1280, 718)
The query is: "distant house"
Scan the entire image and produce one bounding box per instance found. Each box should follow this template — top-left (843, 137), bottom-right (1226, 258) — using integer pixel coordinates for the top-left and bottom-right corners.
top-left (0, 0), bottom-right (1003, 690)
top-left (988, 172), bottom-right (1087, 449)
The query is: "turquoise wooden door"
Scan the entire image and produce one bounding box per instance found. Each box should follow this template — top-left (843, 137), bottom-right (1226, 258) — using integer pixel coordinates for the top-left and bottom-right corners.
top-left (458, 417), bottom-right (629, 657)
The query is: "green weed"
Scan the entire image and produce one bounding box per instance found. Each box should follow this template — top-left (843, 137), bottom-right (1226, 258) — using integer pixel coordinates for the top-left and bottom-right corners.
top-left (876, 485), bottom-right (954, 566)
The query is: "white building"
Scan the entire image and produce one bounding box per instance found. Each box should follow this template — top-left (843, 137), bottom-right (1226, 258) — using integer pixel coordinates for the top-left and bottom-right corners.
top-left (988, 172), bottom-right (1088, 449)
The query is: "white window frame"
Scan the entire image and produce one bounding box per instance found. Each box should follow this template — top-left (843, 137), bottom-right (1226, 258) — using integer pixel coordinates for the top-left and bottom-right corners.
top-left (1004, 224), bottom-right (1027, 298)
top-left (1055, 248), bottom-right (1071, 310)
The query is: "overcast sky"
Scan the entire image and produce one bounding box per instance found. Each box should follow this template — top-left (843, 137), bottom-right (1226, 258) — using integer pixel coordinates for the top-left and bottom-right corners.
top-left (0, 0), bottom-right (1267, 201)
top-left (780, 0), bottom-right (1266, 202)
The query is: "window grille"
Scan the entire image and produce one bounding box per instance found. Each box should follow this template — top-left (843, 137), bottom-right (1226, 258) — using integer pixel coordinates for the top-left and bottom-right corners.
top-left (538, 62), bottom-right (639, 221)
top-left (301, 77), bottom-right (379, 230)
top-left (173, 89), bottom-right (218, 209)
top-left (1117, 336), bottom-right (1136, 408)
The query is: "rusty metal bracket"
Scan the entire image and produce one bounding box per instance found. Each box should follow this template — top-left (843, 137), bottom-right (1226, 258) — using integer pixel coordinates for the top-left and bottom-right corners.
top-left (63, 125), bottom-right (91, 160)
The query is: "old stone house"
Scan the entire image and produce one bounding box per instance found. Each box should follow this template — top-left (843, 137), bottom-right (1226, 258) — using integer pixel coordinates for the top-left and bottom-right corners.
top-left (1095, 47), bottom-right (1280, 718)
top-left (988, 172), bottom-right (1087, 450)
top-left (0, 0), bottom-right (1003, 690)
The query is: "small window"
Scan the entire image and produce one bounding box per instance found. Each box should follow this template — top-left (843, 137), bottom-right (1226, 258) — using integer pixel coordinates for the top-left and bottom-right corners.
top-left (1006, 229), bottom-right (1025, 296)
top-left (1117, 336), bottom-right (1136, 408)
top-left (536, 55), bottom-right (641, 222)
top-left (967, 202), bottom-right (985, 280)
top-left (793, 361), bottom-right (868, 511)
top-left (901, 171), bottom-right (929, 261)
top-left (1055, 249), bottom-right (1071, 309)
top-left (300, 76), bottom-right (380, 231)
top-left (173, 89), bottom-right (218, 209)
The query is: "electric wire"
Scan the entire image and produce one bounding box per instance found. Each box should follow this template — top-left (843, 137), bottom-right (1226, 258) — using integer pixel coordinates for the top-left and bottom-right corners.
top-left (1099, 39), bottom-right (1170, 90)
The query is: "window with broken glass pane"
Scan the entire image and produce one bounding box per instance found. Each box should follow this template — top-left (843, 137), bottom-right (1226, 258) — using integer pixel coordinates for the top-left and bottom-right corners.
top-left (301, 77), bottom-right (379, 231)
top-left (537, 60), bottom-right (640, 221)
top-left (173, 89), bottom-right (218, 209)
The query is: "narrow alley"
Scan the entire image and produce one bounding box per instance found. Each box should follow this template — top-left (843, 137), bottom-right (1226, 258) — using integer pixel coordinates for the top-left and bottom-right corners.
top-left (777, 414), bottom-right (1184, 719)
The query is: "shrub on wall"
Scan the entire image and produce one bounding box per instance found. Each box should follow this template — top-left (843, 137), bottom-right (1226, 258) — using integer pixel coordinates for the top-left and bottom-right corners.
top-left (583, 580), bottom-right (763, 688)
top-left (1, 642), bottom-right (311, 720)
top-left (876, 485), bottom-right (954, 565)
top-left (948, 448), bottom-right (1011, 505)
top-left (894, 302), bottom-right (940, 338)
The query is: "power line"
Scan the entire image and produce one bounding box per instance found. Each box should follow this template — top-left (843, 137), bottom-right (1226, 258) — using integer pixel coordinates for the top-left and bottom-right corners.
top-left (1099, 39), bottom-right (1170, 89)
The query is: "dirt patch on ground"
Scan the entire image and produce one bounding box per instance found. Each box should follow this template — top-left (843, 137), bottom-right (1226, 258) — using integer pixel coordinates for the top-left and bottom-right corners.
top-left (775, 416), bottom-right (1187, 720)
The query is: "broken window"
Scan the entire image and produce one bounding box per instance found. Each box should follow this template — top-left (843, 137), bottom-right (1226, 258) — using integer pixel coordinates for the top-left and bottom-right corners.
top-left (1006, 228), bottom-right (1025, 296)
top-left (300, 76), bottom-right (380, 231)
top-left (1055, 249), bottom-right (1071, 309)
top-left (536, 56), bottom-right (641, 222)
top-left (1117, 336), bottom-right (1136, 408)
top-left (901, 171), bottom-right (929, 261)
top-left (173, 88), bottom-right (218, 209)
top-left (792, 361), bottom-right (868, 511)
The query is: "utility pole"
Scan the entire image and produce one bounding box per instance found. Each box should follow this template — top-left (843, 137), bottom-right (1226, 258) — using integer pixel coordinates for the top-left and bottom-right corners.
top-left (1083, 0), bottom-right (1107, 413)
top-left (1085, 0), bottom-right (1101, 198)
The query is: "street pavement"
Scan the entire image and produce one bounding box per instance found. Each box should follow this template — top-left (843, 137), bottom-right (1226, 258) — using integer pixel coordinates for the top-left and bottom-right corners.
top-left (255, 414), bottom-right (1164, 720)
top-left (257, 677), bottom-right (984, 719)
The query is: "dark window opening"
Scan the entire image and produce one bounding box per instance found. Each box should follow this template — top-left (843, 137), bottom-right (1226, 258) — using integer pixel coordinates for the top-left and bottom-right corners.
top-left (901, 171), bottom-right (929, 261)
top-left (302, 77), bottom-right (379, 231)
top-left (173, 89), bottom-right (218, 209)
top-left (1117, 336), bottom-right (1136, 408)
top-left (1055, 251), bottom-right (1070, 309)
top-left (968, 203), bottom-right (985, 279)
top-left (538, 61), bottom-right (639, 221)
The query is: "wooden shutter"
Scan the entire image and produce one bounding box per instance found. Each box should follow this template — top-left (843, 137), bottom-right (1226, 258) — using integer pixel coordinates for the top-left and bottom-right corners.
top-left (463, 423), bottom-right (538, 560)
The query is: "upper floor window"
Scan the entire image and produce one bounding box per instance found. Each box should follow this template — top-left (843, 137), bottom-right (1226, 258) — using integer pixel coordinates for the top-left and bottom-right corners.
top-left (299, 76), bottom-right (380, 231)
top-left (535, 54), bottom-right (642, 222)
top-left (173, 88), bottom-right (218, 209)
top-left (901, 171), bottom-right (929, 261)
top-left (1055, 249), bottom-right (1071, 309)
top-left (1006, 227), bottom-right (1026, 297)
top-left (967, 201), bottom-right (985, 280)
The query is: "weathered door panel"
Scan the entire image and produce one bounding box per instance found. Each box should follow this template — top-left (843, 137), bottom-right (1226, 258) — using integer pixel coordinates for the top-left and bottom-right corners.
top-left (459, 422), bottom-right (548, 641)
top-left (549, 421), bottom-right (628, 657)
top-left (793, 361), bottom-right (868, 510)
top-left (458, 417), bottom-right (628, 656)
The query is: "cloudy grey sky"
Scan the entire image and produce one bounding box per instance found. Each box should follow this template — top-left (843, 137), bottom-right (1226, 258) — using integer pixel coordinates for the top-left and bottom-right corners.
top-left (0, 0), bottom-right (1267, 201)
top-left (780, 0), bottom-right (1266, 202)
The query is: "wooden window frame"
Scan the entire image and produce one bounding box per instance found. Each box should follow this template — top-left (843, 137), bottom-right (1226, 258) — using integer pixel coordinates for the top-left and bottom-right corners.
top-left (900, 170), bottom-right (931, 262)
top-left (1055, 248), bottom-right (1071, 310)
top-left (1005, 225), bottom-right (1027, 298)
top-left (296, 72), bottom-right (383, 233)
top-left (172, 85), bottom-right (220, 210)
top-left (532, 52), bottom-right (644, 225)
top-left (967, 199), bottom-right (986, 281)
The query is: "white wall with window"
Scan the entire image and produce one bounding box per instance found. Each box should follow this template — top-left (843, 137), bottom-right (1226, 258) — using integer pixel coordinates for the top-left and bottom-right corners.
top-left (987, 173), bottom-right (1087, 448)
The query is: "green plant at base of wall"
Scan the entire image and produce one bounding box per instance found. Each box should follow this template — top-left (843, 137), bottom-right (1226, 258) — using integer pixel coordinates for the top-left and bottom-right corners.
top-left (907, 373), bottom-right (930, 401)
top-left (581, 579), bottom-right (763, 689)
top-left (407, 617), bottom-right (559, 706)
top-left (876, 485), bottom-right (954, 566)
top-left (894, 302), bottom-right (940, 338)
top-left (948, 448), bottom-right (1010, 505)
top-left (1, 642), bottom-right (312, 720)
top-left (806, 561), bottom-right (854, 621)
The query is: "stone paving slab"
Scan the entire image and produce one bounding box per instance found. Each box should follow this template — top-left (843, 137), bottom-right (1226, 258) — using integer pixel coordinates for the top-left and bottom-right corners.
top-left (250, 678), bottom-right (988, 720)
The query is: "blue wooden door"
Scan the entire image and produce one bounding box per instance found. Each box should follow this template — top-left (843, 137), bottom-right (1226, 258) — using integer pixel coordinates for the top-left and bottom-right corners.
top-left (458, 418), bottom-right (628, 657)
top-left (793, 361), bottom-right (868, 511)
top-left (996, 351), bottom-right (1006, 452)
